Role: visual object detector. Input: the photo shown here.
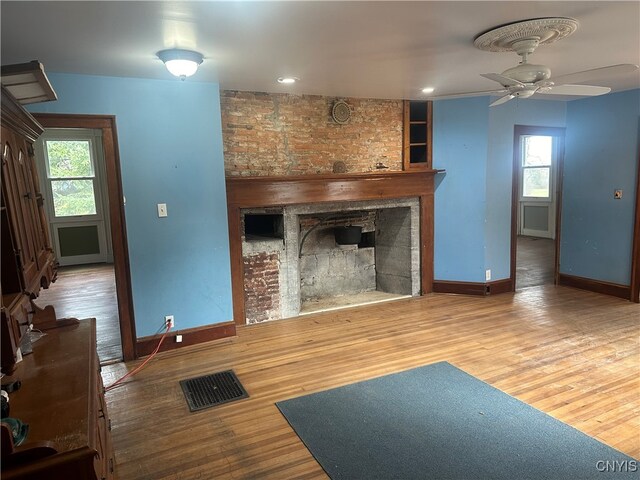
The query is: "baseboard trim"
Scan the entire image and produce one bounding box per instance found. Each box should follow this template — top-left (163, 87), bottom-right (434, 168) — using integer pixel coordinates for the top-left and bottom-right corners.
top-left (558, 273), bottom-right (630, 300)
top-left (433, 280), bottom-right (486, 295)
top-left (487, 278), bottom-right (514, 295)
top-left (136, 321), bottom-right (236, 357)
top-left (433, 279), bottom-right (514, 296)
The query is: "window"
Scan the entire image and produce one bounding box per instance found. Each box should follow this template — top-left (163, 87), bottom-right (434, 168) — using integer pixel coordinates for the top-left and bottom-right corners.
top-left (44, 140), bottom-right (98, 217)
top-left (521, 135), bottom-right (552, 199)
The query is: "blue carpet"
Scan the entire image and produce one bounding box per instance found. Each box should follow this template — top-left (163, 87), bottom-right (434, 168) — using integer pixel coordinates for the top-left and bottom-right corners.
top-left (276, 362), bottom-right (638, 479)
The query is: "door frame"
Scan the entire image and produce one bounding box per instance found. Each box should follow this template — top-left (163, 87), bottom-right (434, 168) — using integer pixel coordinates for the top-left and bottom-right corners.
top-left (34, 113), bottom-right (137, 360)
top-left (631, 152), bottom-right (640, 303)
top-left (510, 125), bottom-right (566, 290)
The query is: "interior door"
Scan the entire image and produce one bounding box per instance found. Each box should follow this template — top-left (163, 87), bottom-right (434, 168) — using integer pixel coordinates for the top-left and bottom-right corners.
top-left (35, 128), bottom-right (112, 266)
top-left (518, 135), bottom-right (558, 239)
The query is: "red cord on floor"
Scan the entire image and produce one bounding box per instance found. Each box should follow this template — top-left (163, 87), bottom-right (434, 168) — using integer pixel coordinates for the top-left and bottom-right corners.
top-left (105, 324), bottom-right (171, 391)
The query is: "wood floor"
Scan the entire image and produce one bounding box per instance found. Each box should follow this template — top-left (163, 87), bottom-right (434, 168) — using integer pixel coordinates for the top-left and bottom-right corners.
top-left (34, 263), bottom-right (122, 363)
top-left (102, 285), bottom-right (639, 480)
top-left (516, 235), bottom-right (555, 290)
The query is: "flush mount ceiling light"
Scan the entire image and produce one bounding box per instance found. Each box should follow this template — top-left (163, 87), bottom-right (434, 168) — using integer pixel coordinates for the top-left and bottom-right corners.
top-left (277, 76), bottom-right (299, 84)
top-left (157, 49), bottom-right (204, 80)
top-left (421, 87), bottom-right (435, 94)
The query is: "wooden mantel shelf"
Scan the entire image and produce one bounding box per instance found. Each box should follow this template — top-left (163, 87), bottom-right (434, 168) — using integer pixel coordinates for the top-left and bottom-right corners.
top-left (225, 170), bottom-right (443, 325)
top-left (226, 170), bottom-right (443, 208)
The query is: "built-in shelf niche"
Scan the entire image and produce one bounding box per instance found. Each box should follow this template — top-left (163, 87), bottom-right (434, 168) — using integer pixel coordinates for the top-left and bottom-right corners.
top-left (403, 100), bottom-right (433, 170)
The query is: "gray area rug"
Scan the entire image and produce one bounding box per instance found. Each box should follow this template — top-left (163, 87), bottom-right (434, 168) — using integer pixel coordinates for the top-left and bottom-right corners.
top-left (276, 362), bottom-right (638, 479)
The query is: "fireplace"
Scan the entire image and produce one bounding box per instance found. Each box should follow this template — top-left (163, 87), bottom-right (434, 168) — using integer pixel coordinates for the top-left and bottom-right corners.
top-left (240, 199), bottom-right (420, 323)
top-left (226, 171), bottom-right (438, 325)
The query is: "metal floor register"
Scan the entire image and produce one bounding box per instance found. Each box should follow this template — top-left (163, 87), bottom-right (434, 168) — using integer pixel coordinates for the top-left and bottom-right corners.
top-left (180, 370), bottom-right (249, 412)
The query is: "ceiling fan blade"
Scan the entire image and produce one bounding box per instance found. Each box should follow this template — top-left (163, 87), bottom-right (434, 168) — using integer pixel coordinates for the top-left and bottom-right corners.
top-left (550, 64), bottom-right (639, 85)
top-left (540, 84), bottom-right (611, 96)
top-left (425, 89), bottom-right (508, 101)
top-left (490, 94), bottom-right (515, 107)
top-left (481, 73), bottom-right (525, 87)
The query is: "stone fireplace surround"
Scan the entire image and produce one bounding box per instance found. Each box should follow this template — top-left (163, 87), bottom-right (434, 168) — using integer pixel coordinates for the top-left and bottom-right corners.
top-left (226, 171), bottom-right (438, 325)
top-left (241, 198), bottom-right (420, 323)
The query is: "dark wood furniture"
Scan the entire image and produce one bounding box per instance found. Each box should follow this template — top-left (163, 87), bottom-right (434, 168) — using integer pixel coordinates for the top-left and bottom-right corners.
top-left (1, 82), bottom-right (58, 374)
top-left (226, 171), bottom-right (440, 325)
top-left (402, 100), bottom-right (433, 170)
top-left (1, 319), bottom-right (115, 480)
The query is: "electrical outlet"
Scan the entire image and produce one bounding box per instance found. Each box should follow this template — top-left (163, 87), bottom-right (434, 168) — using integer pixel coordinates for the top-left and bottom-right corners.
top-left (485, 269), bottom-right (492, 282)
top-left (175, 335), bottom-right (183, 343)
top-left (614, 189), bottom-right (623, 199)
top-left (165, 315), bottom-right (174, 329)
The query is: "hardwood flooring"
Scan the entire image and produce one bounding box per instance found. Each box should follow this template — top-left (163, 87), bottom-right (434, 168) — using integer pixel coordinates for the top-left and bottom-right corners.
top-left (516, 235), bottom-right (555, 290)
top-left (102, 285), bottom-right (639, 480)
top-left (34, 263), bottom-right (122, 363)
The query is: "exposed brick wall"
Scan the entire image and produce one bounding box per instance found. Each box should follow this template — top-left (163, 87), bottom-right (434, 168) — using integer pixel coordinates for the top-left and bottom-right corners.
top-left (243, 252), bottom-right (280, 324)
top-left (221, 90), bottom-right (403, 176)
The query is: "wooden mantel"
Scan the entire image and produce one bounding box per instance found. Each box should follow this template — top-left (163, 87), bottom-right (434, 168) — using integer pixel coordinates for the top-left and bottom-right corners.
top-left (225, 170), bottom-right (442, 325)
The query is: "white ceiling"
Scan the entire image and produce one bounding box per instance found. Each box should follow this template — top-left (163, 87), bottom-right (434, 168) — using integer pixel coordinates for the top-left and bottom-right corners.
top-left (2, 1), bottom-right (639, 100)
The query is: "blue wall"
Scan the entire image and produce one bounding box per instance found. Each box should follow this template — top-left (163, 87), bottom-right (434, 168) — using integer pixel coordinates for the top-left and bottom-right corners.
top-left (562, 89), bottom-right (640, 285)
top-left (485, 100), bottom-right (566, 280)
top-left (29, 73), bottom-right (233, 337)
top-left (434, 91), bottom-right (638, 288)
top-left (433, 97), bottom-right (489, 282)
top-left (433, 97), bottom-right (566, 282)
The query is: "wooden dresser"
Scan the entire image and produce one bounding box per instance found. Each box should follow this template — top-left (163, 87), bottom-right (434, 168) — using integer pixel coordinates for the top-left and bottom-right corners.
top-left (1, 319), bottom-right (115, 480)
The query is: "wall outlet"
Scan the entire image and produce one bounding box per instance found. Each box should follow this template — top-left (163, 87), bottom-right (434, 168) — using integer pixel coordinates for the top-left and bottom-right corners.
top-left (175, 335), bottom-right (183, 343)
top-left (165, 315), bottom-right (174, 329)
top-left (614, 189), bottom-right (623, 199)
top-left (485, 269), bottom-right (492, 282)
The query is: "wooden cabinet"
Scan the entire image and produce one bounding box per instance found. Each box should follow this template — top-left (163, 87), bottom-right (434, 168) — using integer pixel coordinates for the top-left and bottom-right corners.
top-left (1, 63), bottom-right (113, 479)
top-left (1, 83), bottom-right (58, 373)
top-left (402, 100), bottom-right (433, 170)
top-left (1, 319), bottom-right (115, 480)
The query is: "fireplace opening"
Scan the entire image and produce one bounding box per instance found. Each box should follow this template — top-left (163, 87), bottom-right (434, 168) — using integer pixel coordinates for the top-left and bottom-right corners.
top-left (299, 207), bottom-right (414, 315)
top-left (239, 198), bottom-right (420, 324)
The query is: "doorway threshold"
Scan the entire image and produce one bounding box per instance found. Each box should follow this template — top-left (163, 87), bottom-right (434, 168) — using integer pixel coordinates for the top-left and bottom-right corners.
top-left (299, 291), bottom-right (411, 316)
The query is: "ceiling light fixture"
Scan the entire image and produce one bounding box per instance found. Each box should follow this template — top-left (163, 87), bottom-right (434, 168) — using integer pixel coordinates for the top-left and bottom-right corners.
top-left (422, 87), bottom-right (435, 94)
top-left (157, 49), bottom-right (204, 80)
top-left (277, 76), bottom-right (299, 84)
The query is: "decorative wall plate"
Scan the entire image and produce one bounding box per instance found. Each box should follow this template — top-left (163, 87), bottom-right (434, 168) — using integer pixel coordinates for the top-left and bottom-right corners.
top-left (332, 100), bottom-right (351, 124)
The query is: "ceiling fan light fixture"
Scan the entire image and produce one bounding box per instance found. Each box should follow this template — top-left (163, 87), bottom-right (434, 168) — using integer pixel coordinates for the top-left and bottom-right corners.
top-left (157, 49), bottom-right (204, 79)
top-left (501, 63), bottom-right (551, 84)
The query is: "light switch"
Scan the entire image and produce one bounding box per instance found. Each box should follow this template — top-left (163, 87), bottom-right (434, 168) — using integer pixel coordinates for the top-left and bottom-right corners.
top-left (157, 203), bottom-right (168, 217)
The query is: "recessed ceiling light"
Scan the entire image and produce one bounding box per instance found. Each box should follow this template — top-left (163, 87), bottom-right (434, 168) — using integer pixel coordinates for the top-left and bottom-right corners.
top-left (277, 77), bottom-right (299, 84)
top-left (422, 87), bottom-right (435, 94)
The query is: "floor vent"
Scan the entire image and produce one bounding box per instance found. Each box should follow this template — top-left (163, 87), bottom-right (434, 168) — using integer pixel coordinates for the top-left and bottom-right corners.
top-left (180, 370), bottom-right (248, 412)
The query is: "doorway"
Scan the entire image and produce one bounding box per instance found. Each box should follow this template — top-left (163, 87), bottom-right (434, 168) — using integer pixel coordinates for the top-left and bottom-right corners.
top-left (32, 114), bottom-right (137, 362)
top-left (511, 125), bottom-right (565, 290)
top-left (36, 128), bottom-right (112, 266)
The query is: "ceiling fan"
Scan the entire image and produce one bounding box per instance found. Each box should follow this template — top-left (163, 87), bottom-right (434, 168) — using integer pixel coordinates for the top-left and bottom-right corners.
top-left (427, 18), bottom-right (639, 107)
